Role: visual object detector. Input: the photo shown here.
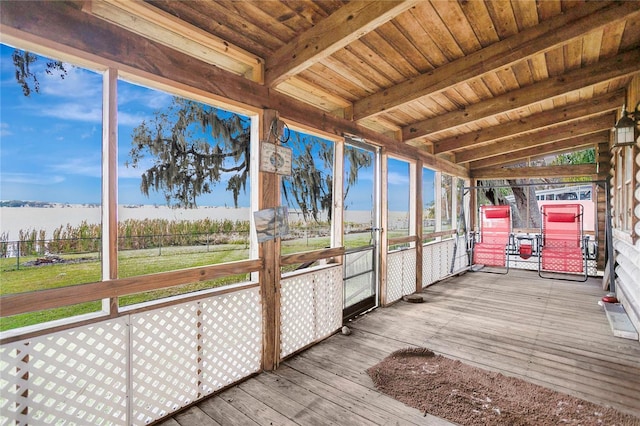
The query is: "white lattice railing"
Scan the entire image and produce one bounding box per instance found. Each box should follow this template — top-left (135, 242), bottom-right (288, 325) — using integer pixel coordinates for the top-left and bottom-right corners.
top-left (452, 234), bottom-right (470, 273)
top-left (0, 286), bottom-right (262, 426)
top-left (280, 265), bottom-right (343, 358)
top-left (423, 236), bottom-right (468, 288)
top-left (386, 248), bottom-right (417, 304)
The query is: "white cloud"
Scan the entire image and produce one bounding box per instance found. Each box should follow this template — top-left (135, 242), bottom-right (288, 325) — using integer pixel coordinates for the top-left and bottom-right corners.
top-left (80, 126), bottom-right (98, 139)
top-left (387, 171), bottom-right (410, 186)
top-left (349, 168), bottom-right (373, 182)
top-left (40, 65), bottom-right (102, 99)
top-left (40, 103), bottom-right (102, 123)
top-left (1, 172), bottom-right (65, 185)
top-left (118, 110), bottom-right (149, 127)
top-left (118, 162), bottom-right (147, 179)
top-left (48, 157), bottom-right (101, 178)
top-left (0, 122), bottom-right (11, 137)
top-left (118, 82), bottom-right (173, 109)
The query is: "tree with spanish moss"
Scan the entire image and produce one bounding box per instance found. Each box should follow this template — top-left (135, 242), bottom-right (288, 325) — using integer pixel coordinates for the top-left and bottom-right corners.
top-left (12, 50), bottom-right (67, 97)
top-left (127, 97), bottom-right (371, 218)
top-left (12, 50), bottom-right (376, 218)
top-left (126, 97), bottom-right (250, 208)
top-left (282, 133), bottom-right (372, 222)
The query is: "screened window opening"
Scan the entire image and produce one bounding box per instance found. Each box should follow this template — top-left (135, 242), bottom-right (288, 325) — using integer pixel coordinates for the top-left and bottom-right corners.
top-left (117, 79), bottom-right (253, 306)
top-left (0, 44), bottom-right (103, 330)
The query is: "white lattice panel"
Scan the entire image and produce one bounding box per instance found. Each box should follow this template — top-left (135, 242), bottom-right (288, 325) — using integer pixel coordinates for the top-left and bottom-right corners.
top-left (313, 266), bottom-right (343, 339)
top-left (423, 239), bottom-right (458, 288)
top-left (0, 319), bottom-right (128, 426)
top-left (386, 251), bottom-right (404, 303)
top-left (0, 286), bottom-right (264, 426)
top-left (508, 256), bottom-right (596, 275)
top-left (436, 243), bottom-right (448, 280)
top-left (280, 274), bottom-right (316, 357)
top-left (422, 243), bottom-right (436, 287)
top-left (201, 287), bottom-right (262, 394)
top-left (386, 249), bottom-right (417, 303)
top-left (429, 243), bottom-right (445, 283)
top-left (402, 249), bottom-right (417, 296)
top-left (509, 255), bottom-right (538, 271)
top-left (280, 265), bottom-right (343, 358)
top-left (452, 235), bottom-right (470, 273)
top-left (130, 303), bottom-right (199, 425)
top-left (443, 239), bottom-right (454, 277)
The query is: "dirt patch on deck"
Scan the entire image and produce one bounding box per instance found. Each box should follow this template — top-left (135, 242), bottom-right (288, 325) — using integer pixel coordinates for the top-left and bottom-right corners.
top-left (367, 348), bottom-right (640, 426)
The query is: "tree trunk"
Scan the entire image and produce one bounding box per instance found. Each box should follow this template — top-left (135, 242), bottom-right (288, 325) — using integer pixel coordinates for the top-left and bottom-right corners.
top-left (507, 179), bottom-right (541, 229)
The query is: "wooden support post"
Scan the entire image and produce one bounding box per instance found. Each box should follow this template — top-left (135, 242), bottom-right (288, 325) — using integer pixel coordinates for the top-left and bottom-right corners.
top-left (470, 179), bottom-right (478, 233)
top-left (596, 141), bottom-right (611, 269)
top-left (102, 68), bottom-right (119, 316)
top-left (434, 172), bottom-right (442, 238)
top-left (259, 109), bottom-right (281, 371)
top-left (415, 161), bottom-right (423, 293)
top-left (379, 151), bottom-right (389, 306)
top-left (332, 140), bottom-right (345, 253)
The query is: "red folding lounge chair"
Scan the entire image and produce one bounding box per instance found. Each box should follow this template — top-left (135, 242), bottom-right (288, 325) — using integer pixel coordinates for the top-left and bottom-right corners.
top-left (472, 205), bottom-right (512, 273)
top-left (538, 203), bottom-right (588, 282)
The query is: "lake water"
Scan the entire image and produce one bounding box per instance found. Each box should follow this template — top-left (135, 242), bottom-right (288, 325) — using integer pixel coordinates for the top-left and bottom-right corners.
top-left (0, 205), bottom-right (251, 240)
top-left (0, 205), bottom-right (393, 241)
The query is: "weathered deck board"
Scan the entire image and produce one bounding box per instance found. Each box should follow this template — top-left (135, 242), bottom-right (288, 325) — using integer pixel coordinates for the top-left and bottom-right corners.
top-left (159, 269), bottom-right (640, 425)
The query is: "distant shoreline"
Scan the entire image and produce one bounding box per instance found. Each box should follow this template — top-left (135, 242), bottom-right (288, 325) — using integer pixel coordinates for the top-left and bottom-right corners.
top-left (0, 205), bottom-right (250, 239)
top-left (1, 205), bottom-right (402, 240)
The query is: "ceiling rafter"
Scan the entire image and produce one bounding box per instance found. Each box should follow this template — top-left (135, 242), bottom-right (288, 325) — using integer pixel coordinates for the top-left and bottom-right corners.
top-left (403, 48), bottom-right (640, 142)
top-left (455, 114), bottom-right (614, 164)
top-left (352, 1), bottom-right (639, 121)
top-left (471, 164), bottom-right (598, 180)
top-left (433, 90), bottom-right (624, 154)
top-left (468, 132), bottom-right (608, 170)
top-left (264, 0), bottom-right (419, 87)
top-left (456, 115), bottom-right (613, 164)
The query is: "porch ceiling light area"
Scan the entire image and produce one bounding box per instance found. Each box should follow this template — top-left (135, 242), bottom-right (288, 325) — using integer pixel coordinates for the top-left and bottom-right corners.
top-left (612, 102), bottom-right (639, 148)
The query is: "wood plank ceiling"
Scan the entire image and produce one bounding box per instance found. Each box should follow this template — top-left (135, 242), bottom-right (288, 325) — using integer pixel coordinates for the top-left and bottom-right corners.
top-left (84, 0), bottom-right (640, 175)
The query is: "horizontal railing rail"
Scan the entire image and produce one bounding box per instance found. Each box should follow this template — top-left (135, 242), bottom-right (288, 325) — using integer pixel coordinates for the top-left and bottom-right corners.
top-left (0, 258), bottom-right (262, 320)
top-left (280, 246), bottom-right (345, 266)
top-left (388, 234), bottom-right (417, 245)
top-left (422, 229), bottom-right (457, 240)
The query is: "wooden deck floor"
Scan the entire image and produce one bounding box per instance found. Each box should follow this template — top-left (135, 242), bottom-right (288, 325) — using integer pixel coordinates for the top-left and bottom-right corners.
top-left (159, 269), bottom-right (640, 425)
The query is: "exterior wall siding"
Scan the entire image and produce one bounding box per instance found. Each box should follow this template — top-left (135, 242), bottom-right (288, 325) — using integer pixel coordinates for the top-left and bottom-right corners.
top-left (613, 238), bottom-right (640, 339)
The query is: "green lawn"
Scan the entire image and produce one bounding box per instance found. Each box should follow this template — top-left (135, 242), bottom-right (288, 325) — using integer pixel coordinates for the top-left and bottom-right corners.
top-left (0, 233), bottom-right (376, 331)
top-left (0, 245), bottom-right (250, 331)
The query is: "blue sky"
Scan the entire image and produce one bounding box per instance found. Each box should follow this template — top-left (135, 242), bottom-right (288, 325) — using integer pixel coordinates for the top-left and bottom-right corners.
top-left (0, 43), bottom-right (434, 211)
top-left (0, 44), bottom-right (249, 207)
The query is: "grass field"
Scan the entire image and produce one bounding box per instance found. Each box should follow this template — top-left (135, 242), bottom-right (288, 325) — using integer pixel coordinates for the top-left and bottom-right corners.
top-left (0, 246), bottom-right (251, 331)
top-left (1, 232), bottom-right (376, 331)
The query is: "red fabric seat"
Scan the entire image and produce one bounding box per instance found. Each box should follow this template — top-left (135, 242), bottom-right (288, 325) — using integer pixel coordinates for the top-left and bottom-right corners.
top-left (540, 204), bottom-right (584, 274)
top-left (473, 205), bottom-right (511, 267)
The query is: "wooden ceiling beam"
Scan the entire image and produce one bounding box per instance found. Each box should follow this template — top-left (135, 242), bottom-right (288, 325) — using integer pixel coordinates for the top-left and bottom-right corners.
top-left (433, 90), bottom-right (623, 154)
top-left (353, 1), bottom-right (638, 121)
top-left (455, 114), bottom-right (614, 163)
top-left (471, 164), bottom-right (598, 180)
top-left (264, 0), bottom-right (418, 87)
top-left (84, 0), bottom-right (265, 82)
top-left (468, 132), bottom-right (608, 170)
top-left (403, 49), bottom-right (640, 142)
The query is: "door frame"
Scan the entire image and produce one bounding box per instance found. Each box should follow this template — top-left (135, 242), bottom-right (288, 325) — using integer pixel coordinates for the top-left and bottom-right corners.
top-left (342, 138), bottom-right (380, 319)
